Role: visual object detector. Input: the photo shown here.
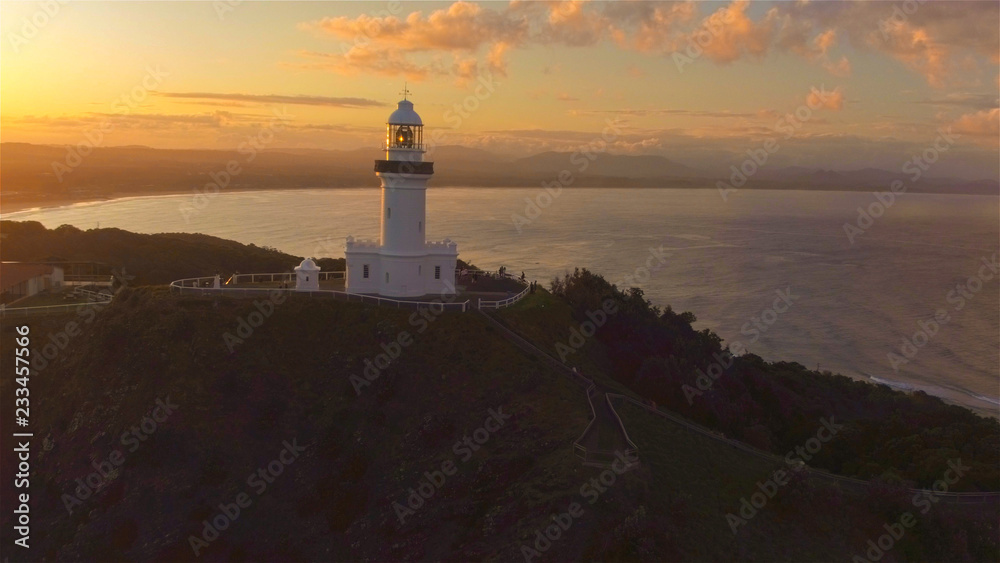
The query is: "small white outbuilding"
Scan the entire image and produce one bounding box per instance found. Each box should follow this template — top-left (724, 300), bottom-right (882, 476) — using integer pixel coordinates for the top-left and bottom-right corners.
top-left (294, 258), bottom-right (320, 291)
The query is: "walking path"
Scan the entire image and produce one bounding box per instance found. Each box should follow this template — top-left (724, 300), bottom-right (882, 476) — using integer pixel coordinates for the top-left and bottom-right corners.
top-left (476, 308), bottom-right (1000, 503)
top-left (474, 308), bottom-right (636, 467)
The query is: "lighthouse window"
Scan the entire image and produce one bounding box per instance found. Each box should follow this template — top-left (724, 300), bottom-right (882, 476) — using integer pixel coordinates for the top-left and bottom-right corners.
top-left (434, 266), bottom-right (441, 280)
top-left (418, 221), bottom-right (422, 232)
top-left (363, 264), bottom-right (369, 279)
top-left (418, 265), bottom-right (422, 275)
top-left (395, 125), bottom-right (414, 148)
top-left (385, 272), bottom-right (389, 283)
top-left (387, 207), bottom-right (391, 219)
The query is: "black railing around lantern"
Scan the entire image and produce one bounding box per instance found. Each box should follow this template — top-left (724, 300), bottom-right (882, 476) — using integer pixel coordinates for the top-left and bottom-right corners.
top-left (374, 160), bottom-right (434, 174)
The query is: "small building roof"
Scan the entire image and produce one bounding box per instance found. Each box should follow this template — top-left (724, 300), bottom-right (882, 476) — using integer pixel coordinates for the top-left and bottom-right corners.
top-left (294, 258), bottom-right (320, 272)
top-left (1, 262), bottom-right (55, 292)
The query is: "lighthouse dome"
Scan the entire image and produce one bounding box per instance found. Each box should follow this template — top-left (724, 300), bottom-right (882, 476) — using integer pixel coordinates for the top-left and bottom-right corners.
top-left (388, 99), bottom-right (422, 126)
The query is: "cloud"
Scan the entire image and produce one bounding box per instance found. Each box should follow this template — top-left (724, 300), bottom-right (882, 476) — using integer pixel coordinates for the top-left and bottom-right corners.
top-left (583, 108), bottom-right (757, 118)
top-left (3, 111), bottom-right (267, 133)
top-left (606, 0), bottom-right (697, 53)
top-left (806, 86), bottom-right (845, 111)
top-left (823, 56), bottom-right (851, 77)
top-left (156, 92), bottom-right (385, 108)
top-left (912, 93), bottom-right (999, 110)
top-left (690, 0), bottom-right (778, 63)
top-left (292, 1), bottom-right (995, 87)
top-left (300, 1), bottom-right (528, 79)
top-left (556, 93), bottom-right (580, 102)
top-left (780, 0), bottom-right (999, 86)
top-left (951, 108), bottom-right (1000, 137)
top-left (287, 47), bottom-right (444, 81)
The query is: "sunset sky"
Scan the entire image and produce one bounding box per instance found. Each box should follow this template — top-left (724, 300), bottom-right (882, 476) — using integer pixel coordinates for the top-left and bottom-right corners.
top-left (2, 1), bottom-right (998, 177)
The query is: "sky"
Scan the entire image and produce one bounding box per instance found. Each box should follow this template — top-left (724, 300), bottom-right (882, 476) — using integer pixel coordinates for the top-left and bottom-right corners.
top-left (1, 0), bottom-right (998, 177)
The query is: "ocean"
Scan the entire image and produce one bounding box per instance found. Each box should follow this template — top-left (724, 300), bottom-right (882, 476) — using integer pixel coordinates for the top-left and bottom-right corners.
top-left (5, 187), bottom-right (998, 416)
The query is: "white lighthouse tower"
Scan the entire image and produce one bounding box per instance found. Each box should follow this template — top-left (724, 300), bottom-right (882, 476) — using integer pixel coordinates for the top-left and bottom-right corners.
top-left (345, 92), bottom-right (458, 298)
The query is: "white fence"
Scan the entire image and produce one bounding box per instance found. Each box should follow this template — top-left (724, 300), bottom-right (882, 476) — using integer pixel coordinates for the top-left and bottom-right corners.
top-left (229, 271), bottom-right (345, 284)
top-left (479, 283), bottom-right (530, 310)
top-left (0, 296), bottom-right (113, 318)
top-left (169, 277), bottom-right (469, 312)
top-left (74, 287), bottom-right (113, 301)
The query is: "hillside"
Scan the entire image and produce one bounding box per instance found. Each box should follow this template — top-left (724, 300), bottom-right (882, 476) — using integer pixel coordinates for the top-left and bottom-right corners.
top-left (3, 290), bottom-right (998, 561)
top-left (0, 226), bottom-right (997, 561)
top-left (0, 221), bottom-right (338, 285)
top-left (498, 270), bottom-right (1000, 491)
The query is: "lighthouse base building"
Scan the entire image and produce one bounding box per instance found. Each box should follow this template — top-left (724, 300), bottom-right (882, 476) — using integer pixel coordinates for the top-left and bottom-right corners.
top-left (345, 237), bottom-right (457, 298)
top-left (345, 96), bottom-right (458, 298)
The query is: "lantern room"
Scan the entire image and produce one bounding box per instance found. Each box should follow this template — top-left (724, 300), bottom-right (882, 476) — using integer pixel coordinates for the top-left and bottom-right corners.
top-left (386, 99), bottom-right (424, 152)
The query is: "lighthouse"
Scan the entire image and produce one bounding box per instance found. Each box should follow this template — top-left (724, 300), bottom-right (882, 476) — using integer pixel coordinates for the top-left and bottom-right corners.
top-left (345, 93), bottom-right (458, 298)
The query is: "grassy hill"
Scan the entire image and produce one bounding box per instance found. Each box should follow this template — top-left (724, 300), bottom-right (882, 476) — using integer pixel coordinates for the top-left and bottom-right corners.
top-left (0, 225), bottom-right (997, 561)
top-left (2, 289), bottom-right (996, 561)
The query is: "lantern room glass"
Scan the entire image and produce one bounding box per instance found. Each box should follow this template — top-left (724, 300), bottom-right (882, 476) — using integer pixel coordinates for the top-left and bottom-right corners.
top-left (386, 123), bottom-right (423, 150)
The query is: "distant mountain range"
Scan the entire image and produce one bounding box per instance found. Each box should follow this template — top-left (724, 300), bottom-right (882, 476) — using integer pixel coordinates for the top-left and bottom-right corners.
top-left (2, 142), bottom-right (996, 211)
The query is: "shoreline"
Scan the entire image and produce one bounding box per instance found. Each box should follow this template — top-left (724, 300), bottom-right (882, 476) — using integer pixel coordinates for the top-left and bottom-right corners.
top-left (4, 184), bottom-right (998, 216)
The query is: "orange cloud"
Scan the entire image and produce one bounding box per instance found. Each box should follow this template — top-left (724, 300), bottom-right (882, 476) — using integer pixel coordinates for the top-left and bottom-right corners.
top-left (156, 92), bottom-right (384, 108)
top-left (951, 108), bottom-right (1000, 137)
top-left (626, 65), bottom-right (644, 78)
top-left (874, 21), bottom-right (953, 88)
top-left (682, 0), bottom-right (778, 64)
top-left (292, 0), bottom-right (993, 87)
top-left (806, 86), bottom-right (845, 111)
top-left (288, 47), bottom-right (442, 81)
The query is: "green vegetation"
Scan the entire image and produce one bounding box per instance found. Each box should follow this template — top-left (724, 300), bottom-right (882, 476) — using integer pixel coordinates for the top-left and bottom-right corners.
top-left (500, 268), bottom-right (1000, 491)
top-left (0, 224), bottom-right (996, 561)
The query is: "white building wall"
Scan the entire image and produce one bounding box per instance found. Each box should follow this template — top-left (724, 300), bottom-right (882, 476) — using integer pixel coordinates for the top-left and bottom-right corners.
top-left (379, 181), bottom-right (427, 255)
top-left (345, 243), bottom-right (381, 295)
top-left (379, 255), bottom-right (427, 298)
top-left (50, 267), bottom-right (64, 288)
